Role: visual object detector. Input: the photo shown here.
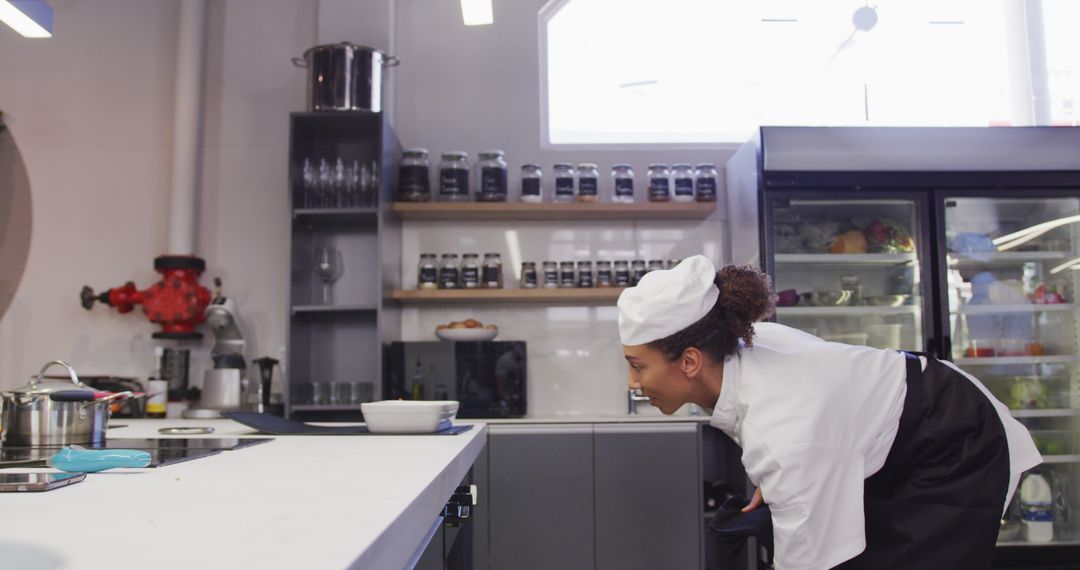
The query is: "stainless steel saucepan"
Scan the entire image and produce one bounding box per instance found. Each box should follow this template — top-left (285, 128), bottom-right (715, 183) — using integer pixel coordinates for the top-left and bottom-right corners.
top-left (1, 360), bottom-right (132, 446)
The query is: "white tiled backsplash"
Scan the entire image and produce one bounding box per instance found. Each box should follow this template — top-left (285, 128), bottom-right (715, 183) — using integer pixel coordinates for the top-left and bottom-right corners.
top-left (400, 219), bottom-right (728, 416)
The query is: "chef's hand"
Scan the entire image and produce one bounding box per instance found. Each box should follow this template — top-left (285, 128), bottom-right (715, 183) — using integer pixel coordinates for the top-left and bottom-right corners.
top-left (741, 487), bottom-right (763, 513)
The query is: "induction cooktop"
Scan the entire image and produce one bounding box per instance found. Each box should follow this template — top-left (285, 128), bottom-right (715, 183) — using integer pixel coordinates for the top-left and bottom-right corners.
top-left (0, 438), bottom-right (274, 468)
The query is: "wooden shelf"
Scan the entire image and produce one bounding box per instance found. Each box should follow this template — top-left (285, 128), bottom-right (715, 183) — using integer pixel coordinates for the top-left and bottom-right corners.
top-left (390, 288), bottom-right (625, 304)
top-left (390, 201), bottom-right (716, 221)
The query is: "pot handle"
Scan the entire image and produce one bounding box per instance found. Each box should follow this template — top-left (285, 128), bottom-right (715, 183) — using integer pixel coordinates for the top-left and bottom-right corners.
top-left (33, 360), bottom-right (84, 388)
top-left (291, 56), bottom-right (308, 68)
top-left (384, 55), bottom-right (401, 67)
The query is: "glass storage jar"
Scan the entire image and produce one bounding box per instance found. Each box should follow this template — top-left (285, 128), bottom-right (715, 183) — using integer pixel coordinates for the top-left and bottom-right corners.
top-left (553, 163), bottom-right (576, 203)
top-left (596, 261), bottom-right (613, 287)
top-left (482, 253), bottom-right (504, 288)
top-left (438, 152), bottom-right (470, 202)
top-left (559, 261), bottom-right (577, 288)
top-left (520, 163), bottom-right (543, 203)
top-left (666, 258), bottom-right (681, 269)
top-left (542, 261), bottom-right (559, 288)
top-left (611, 164), bottom-right (635, 203)
top-left (475, 150), bottom-right (508, 202)
top-left (648, 259), bottom-right (666, 273)
top-left (418, 253), bottom-right (438, 289)
top-left (695, 163), bottom-right (718, 202)
top-left (647, 164), bottom-right (671, 202)
top-left (520, 262), bottom-right (538, 288)
top-left (630, 260), bottom-right (647, 285)
top-left (614, 260), bottom-right (631, 286)
top-left (438, 254), bottom-right (460, 289)
top-left (398, 148), bottom-right (431, 202)
top-left (460, 253), bottom-right (481, 288)
top-left (577, 261), bottom-right (594, 288)
top-left (577, 163), bottom-right (599, 203)
top-left (672, 163), bottom-right (695, 202)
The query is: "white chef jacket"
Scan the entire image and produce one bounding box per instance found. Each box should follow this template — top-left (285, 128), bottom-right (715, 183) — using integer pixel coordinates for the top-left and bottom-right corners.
top-left (709, 322), bottom-right (1041, 570)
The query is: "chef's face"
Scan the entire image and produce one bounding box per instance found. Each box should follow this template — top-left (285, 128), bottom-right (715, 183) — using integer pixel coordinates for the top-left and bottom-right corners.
top-left (623, 344), bottom-right (696, 414)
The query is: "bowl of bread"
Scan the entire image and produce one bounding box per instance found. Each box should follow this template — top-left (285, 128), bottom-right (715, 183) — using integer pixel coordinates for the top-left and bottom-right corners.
top-left (435, 318), bottom-right (498, 341)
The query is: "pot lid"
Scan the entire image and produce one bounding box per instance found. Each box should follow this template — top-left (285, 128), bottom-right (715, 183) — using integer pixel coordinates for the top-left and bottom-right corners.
top-left (301, 42), bottom-right (383, 57)
top-left (9, 360), bottom-right (88, 396)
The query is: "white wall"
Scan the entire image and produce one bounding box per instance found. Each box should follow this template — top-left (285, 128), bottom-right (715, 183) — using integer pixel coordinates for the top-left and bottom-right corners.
top-left (393, 0), bottom-right (737, 415)
top-left (0, 0), bottom-right (315, 390)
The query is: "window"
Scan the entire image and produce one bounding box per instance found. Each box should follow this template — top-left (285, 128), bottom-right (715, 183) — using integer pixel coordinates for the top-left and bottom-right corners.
top-left (541, 0), bottom-right (1080, 145)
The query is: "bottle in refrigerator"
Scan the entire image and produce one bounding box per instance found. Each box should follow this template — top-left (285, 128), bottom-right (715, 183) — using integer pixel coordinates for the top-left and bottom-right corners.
top-left (1021, 472), bottom-right (1054, 543)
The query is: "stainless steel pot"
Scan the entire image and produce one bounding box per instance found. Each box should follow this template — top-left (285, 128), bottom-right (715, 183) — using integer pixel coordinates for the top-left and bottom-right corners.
top-left (292, 43), bottom-right (399, 112)
top-left (1, 361), bottom-right (131, 447)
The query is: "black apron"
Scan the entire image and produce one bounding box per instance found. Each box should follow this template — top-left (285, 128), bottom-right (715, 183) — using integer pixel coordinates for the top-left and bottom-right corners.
top-left (835, 353), bottom-right (1011, 569)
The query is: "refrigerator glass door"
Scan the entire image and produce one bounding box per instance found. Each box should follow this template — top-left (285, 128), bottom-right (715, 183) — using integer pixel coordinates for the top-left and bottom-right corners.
top-left (768, 198), bottom-right (926, 351)
top-left (943, 195), bottom-right (1080, 545)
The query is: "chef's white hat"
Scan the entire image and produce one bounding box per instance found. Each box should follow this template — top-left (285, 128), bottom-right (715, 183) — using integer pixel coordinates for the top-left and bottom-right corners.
top-left (617, 255), bottom-right (720, 346)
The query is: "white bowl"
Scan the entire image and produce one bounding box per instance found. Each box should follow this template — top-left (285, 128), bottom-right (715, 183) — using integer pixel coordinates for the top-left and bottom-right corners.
top-left (435, 328), bottom-right (497, 342)
top-left (361, 400), bottom-right (459, 433)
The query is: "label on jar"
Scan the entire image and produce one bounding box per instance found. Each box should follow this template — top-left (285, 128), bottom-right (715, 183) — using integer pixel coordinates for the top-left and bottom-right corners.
top-left (440, 168), bottom-right (469, 197)
top-left (439, 268), bottom-right (459, 288)
top-left (481, 167), bottom-right (508, 198)
top-left (674, 177), bottom-right (694, 198)
top-left (523, 271), bottom-right (538, 287)
top-left (614, 179), bottom-right (634, 198)
top-left (544, 269), bottom-right (559, 286)
top-left (399, 165), bottom-right (430, 196)
top-left (696, 177), bottom-right (717, 200)
top-left (631, 269), bottom-right (647, 285)
top-left (461, 267), bottom-right (480, 286)
top-left (578, 272), bottom-right (593, 288)
top-left (597, 270), bottom-right (613, 286)
top-left (555, 176), bottom-right (575, 198)
top-left (560, 269), bottom-right (576, 287)
top-left (615, 270), bottom-right (630, 286)
top-left (579, 177), bottom-right (598, 196)
top-left (419, 267), bottom-right (438, 284)
top-left (649, 178), bottom-right (670, 200)
top-left (522, 178), bottom-right (541, 197)
top-left (482, 266), bottom-right (502, 286)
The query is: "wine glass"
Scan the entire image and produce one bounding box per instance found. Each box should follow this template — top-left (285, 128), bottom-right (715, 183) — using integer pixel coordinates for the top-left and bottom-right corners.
top-left (333, 158), bottom-right (347, 208)
top-left (314, 245), bottom-right (344, 305)
top-left (317, 158), bottom-right (332, 208)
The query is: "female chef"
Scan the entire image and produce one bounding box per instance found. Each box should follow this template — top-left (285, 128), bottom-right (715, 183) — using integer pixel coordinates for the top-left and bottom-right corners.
top-left (618, 255), bottom-right (1041, 570)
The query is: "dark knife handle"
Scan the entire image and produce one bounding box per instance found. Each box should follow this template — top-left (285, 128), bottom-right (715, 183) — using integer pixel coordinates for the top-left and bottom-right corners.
top-left (50, 390), bottom-right (107, 402)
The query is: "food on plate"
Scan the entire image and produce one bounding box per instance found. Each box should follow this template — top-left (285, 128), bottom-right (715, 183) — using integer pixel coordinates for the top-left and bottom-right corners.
top-left (830, 230), bottom-right (869, 254)
top-left (864, 219), bottom-right (915, 253)
top-left (436, 318), bottom-right (498, 332)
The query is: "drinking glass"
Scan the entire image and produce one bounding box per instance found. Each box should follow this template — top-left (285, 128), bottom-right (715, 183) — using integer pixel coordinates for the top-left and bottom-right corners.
top-left (314, 245), bottom-right (344, 304)
top-left (310, 382), bottom-right (328, 405)
top-left (301, 158), bottom-right (316, 208)
top-left (333, 158), bottom-right (347, 208)
top-left (317, 158), bottom-right (332, 208)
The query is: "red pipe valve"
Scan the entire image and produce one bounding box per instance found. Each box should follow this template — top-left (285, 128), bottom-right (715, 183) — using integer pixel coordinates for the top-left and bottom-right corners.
top-left (80, 255), bottom-right (211, 340)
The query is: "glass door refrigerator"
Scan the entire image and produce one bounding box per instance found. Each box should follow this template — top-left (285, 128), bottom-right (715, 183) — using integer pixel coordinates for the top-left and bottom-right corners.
top-left (726, 126), bottom-right (1080, 566)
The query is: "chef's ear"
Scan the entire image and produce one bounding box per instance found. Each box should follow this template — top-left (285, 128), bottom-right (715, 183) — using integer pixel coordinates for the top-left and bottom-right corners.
top-left (680, 347), bottom-right (704, 378)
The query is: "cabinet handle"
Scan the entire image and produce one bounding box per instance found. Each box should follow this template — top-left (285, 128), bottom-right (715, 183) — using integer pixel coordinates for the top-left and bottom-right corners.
top-left (443, 485), bottom-right (477, 527)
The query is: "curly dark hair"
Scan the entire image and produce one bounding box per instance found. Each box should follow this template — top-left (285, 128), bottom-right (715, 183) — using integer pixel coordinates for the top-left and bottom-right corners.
top-left (649, 264), bottom-right (775, 362)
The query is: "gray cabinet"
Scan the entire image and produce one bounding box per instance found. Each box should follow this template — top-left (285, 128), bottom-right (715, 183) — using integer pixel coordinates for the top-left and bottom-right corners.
top-left (488, 425), bottom-right (595, 570)
top-left (594, 423), bottom-right (702, 570)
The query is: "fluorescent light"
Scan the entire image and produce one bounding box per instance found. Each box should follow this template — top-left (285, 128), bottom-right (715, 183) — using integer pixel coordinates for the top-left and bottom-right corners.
top-left (993, 214), bottom-right (1080, 251)
top-left (0, 0), bottom-right (52, 38)
top-left (460, 0), bottom-right (493, 26)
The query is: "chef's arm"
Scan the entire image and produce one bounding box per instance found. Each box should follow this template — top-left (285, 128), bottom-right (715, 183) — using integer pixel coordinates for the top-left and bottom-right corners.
top-left (748, 444), bottom-right (867, 570)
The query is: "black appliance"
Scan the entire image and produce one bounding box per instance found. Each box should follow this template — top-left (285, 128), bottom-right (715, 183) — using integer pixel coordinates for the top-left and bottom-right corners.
top-left (385, 341), bottom-right (526, 418)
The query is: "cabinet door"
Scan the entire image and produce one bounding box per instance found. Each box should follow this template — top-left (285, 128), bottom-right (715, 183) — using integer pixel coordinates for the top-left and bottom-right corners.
top-left (488, 425), bottom-right (595, 570)
top-left (594, 424), bottom-right (701, 570)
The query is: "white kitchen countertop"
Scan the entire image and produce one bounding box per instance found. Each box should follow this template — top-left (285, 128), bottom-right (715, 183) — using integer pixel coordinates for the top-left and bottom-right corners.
top-left (482, 413), bottom-right (711, 424)
top-left (0, 418), bottom-right (487, 570)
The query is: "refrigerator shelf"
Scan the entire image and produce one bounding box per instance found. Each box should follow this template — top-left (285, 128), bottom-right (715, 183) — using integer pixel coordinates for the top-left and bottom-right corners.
top-left (954, 355), bottom-right (1080, 366)
top-left (1011, 408), bottom-right (1080, 419)
top-left (948, 251), bottom-right (1071, 267)
top-left (997, 539), bottom-right (1080, 547)
top-left (776, 306), bottom-right (919, 317)
top-left (1039, 455), bottom-right (1080, 464)
top-left (956, 304), bottom-right (1076, 315)
top-left (774, 253), bottom-right (917, 266)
